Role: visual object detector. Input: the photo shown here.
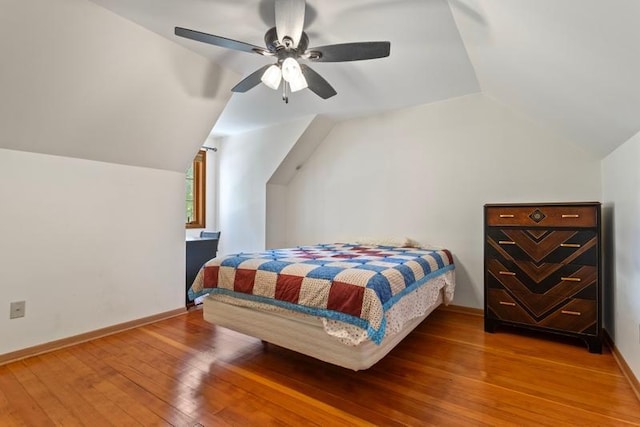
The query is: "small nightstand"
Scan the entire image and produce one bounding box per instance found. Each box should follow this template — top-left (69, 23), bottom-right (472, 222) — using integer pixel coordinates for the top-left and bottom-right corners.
top-left (186, 236), bottom-right (218, 306)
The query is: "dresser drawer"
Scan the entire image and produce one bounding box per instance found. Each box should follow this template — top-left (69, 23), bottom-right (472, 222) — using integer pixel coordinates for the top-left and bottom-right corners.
top-left (538, 299), bottom-right (598, 335)
top-left (487, 257), bottom-right (597, 297)
top-left (490, 288), bottom-right (580, 319)
top-left (486, 205), bottom-right (597, 228)
top-left (486, 228), bottom-right (597, 265)
top-left (487, 289), bottom-right (597, 335)
top-left (486, 289), bottom-right (534, 325)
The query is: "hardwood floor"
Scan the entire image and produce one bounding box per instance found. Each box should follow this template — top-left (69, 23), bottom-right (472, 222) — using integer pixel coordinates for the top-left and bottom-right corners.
top-left (1, 308), bottom-right (638, 426)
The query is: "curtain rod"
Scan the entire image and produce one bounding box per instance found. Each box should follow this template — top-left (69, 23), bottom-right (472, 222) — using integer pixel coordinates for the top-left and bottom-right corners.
top-left (202, 146), bottom-right (218, 152)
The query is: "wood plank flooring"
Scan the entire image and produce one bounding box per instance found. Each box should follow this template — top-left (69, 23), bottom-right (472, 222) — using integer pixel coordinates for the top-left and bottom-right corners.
top-left (1, 307), bottom-right (638, 426)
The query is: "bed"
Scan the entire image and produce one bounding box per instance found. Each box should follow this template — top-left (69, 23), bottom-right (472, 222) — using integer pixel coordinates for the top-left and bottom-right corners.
top-left (188, 242), bottom-right (455, 370)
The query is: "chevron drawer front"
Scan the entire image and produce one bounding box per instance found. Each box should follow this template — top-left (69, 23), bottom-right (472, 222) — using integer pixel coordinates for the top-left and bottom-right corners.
top-left (486, 205), bottom-right (597, 227)
top-left (484, 202), bottom-right (603, 353)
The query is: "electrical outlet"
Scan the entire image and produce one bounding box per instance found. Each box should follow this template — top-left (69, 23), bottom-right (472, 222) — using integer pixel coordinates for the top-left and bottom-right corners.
top-left (10, 301), bottom-right (25, 319)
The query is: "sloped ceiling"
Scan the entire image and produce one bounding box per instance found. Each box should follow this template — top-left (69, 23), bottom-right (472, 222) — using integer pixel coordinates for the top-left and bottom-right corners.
top-left (88, 0), bottom-right (640, 157)
top-left (0, 0), bottom-right (239, 173)
top-left (450, 0), bottom-right (640, 157)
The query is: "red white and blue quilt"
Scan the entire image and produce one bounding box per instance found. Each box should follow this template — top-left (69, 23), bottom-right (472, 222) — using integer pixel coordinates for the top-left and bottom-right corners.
top-left (189, 243), bottom-right (455, 344)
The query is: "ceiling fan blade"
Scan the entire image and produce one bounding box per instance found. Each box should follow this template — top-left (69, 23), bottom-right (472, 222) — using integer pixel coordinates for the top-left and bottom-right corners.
top-left (175, 27), bottom-right (271, 56)
top-left (307, 42), bottom-right (390, 62)
top-left (275, 0), bottom-right (305, 47)
top-left (300, 65), bottom-right (337, 99)
top-left (231, 65), bottom-right (272, 93)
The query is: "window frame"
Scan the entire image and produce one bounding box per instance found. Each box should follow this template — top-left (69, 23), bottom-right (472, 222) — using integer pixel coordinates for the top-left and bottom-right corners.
top-left (186, 149), bottom-right (206, 229)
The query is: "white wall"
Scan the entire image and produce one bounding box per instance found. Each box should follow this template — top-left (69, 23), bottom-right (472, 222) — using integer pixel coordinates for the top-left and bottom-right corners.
top-left (266, 184), bottom-right (288, 249)
top-left (602, 131), bottom-right (640, 380)
top-left (205, 140), bottom-right (221, 233)
top-left (284, 94), bottom-right (602, 308)
top-left (217, 117), bottom-right (314, 255)
top-left (0, 149), bottom-right (185, 355)
top-left (0, 0), bottom-right (236, 356)
top-left (266, 116), bottom-right (337, 250)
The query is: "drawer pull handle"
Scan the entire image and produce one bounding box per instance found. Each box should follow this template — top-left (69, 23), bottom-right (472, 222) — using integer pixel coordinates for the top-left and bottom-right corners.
top-left (560, 243), bottom-right (581, 248)
top-left (561, 277), bottom-right (581, 282)
top-left (498, 240), bottom-right (516, 245)
top-left (499, 271), bottom-right (516, 276)
top-left (499, 301), bottom-right (516, 306)
top-left (499, 214), bottom-right (515, 218)
top-left (561, 310), bottom-right (581, 316)
top-left (562, 214), bottom-right (580, 218)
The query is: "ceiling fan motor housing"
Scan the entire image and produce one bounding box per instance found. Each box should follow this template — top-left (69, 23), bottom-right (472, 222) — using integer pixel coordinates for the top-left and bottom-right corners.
top-left (264, 27), bottom-right (310, 61)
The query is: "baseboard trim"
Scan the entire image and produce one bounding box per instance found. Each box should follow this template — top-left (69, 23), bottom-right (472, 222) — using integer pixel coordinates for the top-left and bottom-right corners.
top-left (0, 307), bottom-right (186, 366)
top-left (604, 331), bottom-right (640, 403)
top-left (438, 304), bottom-right (484, 317)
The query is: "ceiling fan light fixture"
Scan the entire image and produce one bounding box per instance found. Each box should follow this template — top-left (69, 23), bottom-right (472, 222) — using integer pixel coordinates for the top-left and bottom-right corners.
top-left (281, 57), bottom-right (307, 92)
top-left (281, 57), bottom-right (302, 82)
top-left (261, 64), bottom-right (282, 90)
top-left (288, 73), bottom-right (308, 92)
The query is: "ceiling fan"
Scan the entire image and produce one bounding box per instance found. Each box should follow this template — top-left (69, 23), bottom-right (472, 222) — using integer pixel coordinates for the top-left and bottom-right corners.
top-left (175, 0), bottom-right (391, 103)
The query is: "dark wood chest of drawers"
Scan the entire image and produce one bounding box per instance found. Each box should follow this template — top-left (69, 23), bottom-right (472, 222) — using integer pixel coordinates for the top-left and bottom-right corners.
top-left (484, 202), bottom-right (602, 353)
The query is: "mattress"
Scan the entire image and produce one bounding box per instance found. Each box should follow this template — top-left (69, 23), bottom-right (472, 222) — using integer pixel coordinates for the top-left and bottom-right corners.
top-left (203, 287), bottom-right (444, 371)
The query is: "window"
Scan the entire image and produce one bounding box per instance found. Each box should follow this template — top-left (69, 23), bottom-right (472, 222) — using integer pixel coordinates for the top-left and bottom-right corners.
top-left (186, 150), bottom-right (206, 228)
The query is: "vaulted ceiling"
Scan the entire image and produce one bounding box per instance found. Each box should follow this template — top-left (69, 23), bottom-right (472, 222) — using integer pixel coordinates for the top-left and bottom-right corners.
top-left (90, 0), bottom-right (640, 158)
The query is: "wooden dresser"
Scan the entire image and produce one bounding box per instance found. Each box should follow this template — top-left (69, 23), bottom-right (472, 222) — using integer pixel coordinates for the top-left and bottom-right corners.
top-left (484, 202), bottom-right (602, 353)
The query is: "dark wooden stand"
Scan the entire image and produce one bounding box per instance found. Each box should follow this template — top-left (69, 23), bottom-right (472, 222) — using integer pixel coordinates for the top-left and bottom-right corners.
top-left (186, 237), bottom-right (218, 306)
top-left (483, 202), bottom-right (602, 353)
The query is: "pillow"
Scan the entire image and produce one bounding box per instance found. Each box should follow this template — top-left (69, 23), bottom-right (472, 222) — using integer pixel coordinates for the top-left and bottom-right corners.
top-left (347, 236), bottom-right (442, 249)
top-left (353, 237), bottom-right (408, 247)
top-left (355, 237), bottom-right (419, 247)
top-left (405, 238), bottom-right (443, 250)
top-left (404, 237), bottom-right (422, 248)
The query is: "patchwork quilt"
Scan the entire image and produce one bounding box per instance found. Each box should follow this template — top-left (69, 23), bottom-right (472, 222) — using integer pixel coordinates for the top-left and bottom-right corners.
top-left (189, 243), bottom-right (455, 344)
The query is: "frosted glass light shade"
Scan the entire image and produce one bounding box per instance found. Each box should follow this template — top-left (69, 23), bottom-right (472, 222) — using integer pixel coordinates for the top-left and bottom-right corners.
top-left (281, 57), bottom-right (307, 92)
top-left (261, 65), bottom-right (282, 90)
top-left (281, 58), bottom-right (302, 82)
top-left (288, 73), bottom-right (308, 92)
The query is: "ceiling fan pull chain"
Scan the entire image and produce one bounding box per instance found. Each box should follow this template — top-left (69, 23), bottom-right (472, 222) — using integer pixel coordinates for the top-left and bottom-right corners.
top-left (282, 81), bottom-right (289, 103)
